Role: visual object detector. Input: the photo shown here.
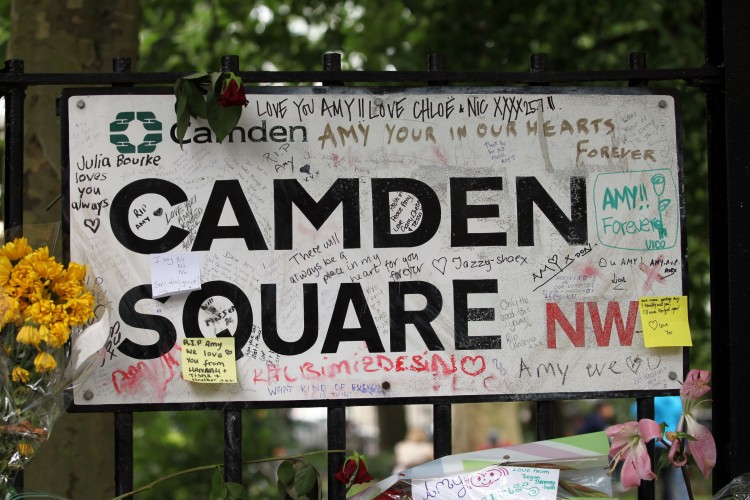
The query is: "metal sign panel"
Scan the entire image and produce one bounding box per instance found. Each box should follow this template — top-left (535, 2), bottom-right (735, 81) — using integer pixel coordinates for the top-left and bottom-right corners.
top-left (62, 87), bottom-right (685, 409)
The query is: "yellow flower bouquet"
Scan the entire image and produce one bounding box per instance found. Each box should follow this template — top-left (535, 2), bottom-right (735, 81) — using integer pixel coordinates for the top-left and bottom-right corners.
top-left (0, 237), bottom-right (98, 494)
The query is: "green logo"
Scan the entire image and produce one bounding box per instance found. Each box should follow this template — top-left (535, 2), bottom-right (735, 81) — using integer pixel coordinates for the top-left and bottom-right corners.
top-left (109, 111), bottom-right (163, 154)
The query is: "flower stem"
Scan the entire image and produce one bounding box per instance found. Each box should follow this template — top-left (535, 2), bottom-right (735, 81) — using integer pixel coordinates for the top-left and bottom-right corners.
top-left (681, 466), bottom-right (694, 500)
top-left (109, 449), bottom-right (352, 499)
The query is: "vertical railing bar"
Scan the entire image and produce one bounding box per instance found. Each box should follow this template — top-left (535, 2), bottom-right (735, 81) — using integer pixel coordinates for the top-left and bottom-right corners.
top-left (327, 406), bottom-right (346, 500)
top-left (628, 52), bottom-right (656, 500)
top-left (223, 408), bottom-right (243, 484)
top-left (111, 57), bottom-right (135, 497)
top-left (427, 52), bottom-right (453, 458)
top-left (3, 58), bottom-right (24, 492)
top-left (529, 53), bottom-right (557, 442)
top-left (114, 411), bottom-right (134, 496)
top-left (432, 404), bottom-right (452, 458)
top-left (218, 53), bottom-right (244, 486)
top-left (704, 0), bottom-right (728, 491)
top-left (635, 397), bottom-right (656, 500)
top-left (3, 59), bottom-right (24, 239)
top-left (321, 51), bottom-right (347, 500)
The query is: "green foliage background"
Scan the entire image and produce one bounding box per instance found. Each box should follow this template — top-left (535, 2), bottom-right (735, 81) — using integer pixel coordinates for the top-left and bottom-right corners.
top-left (0, 0), bottom-right (711, 496)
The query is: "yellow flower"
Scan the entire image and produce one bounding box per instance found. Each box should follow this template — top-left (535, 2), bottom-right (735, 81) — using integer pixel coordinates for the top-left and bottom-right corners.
top-left (33, 351), bottom-right (57, 373)
top-left (0, 256), bottom-right (12, 286)
top-left (25, 247), bottom-right (63, 281)
top-left (0, 238), bottom-right (33, 261)
top-left (65, 293), bottom-right (95, 326)
top-left (2, 295), bottom-right (21, 326)
top-left (17, 442), bottom-right (35, 457)
top-left (41, 322), bottom-right (70, 349)
top-left (16, 324), bottom-right (41, 346)
top-left (11, 366), bottom-right (30, 383)
top-left (63, 262), bottom-right (87, 283)
top-left (26, 299), bottom-right (56, 325)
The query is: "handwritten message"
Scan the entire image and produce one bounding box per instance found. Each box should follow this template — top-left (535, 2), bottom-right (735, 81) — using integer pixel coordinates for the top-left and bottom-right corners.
top-left (66, 89), bottom-right (685, 406)
top-left (151, 252), bottom-right (202, 298)
top-left (639, 295), bottom-right (692, 347)
top-left (181, 337), bottom-right (238, 383)
top-left (411, 465), bottom-right (559, 500)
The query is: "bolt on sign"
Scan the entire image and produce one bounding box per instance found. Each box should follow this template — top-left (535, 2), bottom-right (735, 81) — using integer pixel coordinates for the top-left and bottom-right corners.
top-left (62, 87), bottom-right (685, 408)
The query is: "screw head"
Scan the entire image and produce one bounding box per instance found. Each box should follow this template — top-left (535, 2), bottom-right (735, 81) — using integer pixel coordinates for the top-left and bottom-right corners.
top-left (382, 381), bottom-right (391, 390)
top-left (84, 390), bottom-right (94, 400)
top-left (76, 100), bottom-right (85, 109)
top-left (659, 100), bottom-right (668, 108)
top-left (668, 371), bottom-right (678, 380)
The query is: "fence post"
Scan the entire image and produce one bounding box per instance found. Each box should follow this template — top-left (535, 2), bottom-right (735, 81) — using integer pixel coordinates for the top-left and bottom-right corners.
top-left (528, 52), bottom-right (559, 442)
top-left (321, 51), bottom-right (348, 500)
top-left (426, 52), bottom-right (453, 459)
top-left (110, 56), bottom-right (136, 498)
top-left (3, 59), bottom-right (25, 238)
top-left (218, 53), bottom-right (245, 487)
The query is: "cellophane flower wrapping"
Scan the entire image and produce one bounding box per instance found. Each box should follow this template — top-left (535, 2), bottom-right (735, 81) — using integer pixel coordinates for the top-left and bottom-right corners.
top-left (0, 230), bottom-right (107, 496)
top-left (352, 433), bottom-right (615, 499)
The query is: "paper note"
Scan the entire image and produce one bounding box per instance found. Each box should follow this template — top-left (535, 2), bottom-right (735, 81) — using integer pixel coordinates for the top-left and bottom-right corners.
top-left (410, 465), bottom-right (559, 500)
top-left (150, 252), bottom-right (202, 298)
top-left (639, 295), bottom-right (692, 347)
top-left (181, 337), bottom-right (238, 383)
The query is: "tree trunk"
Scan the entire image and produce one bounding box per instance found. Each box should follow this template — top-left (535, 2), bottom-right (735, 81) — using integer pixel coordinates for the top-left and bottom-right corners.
top-left (452, 402), bottom-right (524, 453)
top-left (7, 1), bottom-right (140, 497)
top-left (377, 405), bottom-right (407, 451)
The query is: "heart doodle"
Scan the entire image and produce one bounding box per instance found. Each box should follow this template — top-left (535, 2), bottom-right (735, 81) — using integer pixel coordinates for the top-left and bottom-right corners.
top-left (626, 356), bottom-right (642, 374)
top-left (648, 320), bottom-right (659, 330)
top-left (84, 218), bottom-right (101, 233)
top-left (432, 257), bottom-right (447, 275)
top-left (548, 255), bottom-right (558, 265)
top-left (300, 164), bottom-right (311, 174)
top-left (461, 356), bottom-right (486, 376)
top-left (153, 208), bottom-right (164, 216)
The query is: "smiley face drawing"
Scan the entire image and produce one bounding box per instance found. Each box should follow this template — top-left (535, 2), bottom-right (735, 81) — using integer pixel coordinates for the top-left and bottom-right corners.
top-left (468, 466), bottom-right (510, 488)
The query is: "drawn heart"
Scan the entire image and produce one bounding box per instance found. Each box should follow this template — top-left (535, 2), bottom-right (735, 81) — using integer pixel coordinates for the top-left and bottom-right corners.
top-left (84, 218), bottom-right (101, 233)
top-left (432, 257), bottom-right (447, 275)
top-left (300, 164), bottom-right (311, 174)
top-left (648, 320), bottom-right (659, 330)
top-left (153, 208), bottom-right (164, 216)
top-left (548, 255), bottom-right (558, 265)
top-left (461, 356), bottom-right (486, 376)
top-left (626, 356), bottom-right (642, 374)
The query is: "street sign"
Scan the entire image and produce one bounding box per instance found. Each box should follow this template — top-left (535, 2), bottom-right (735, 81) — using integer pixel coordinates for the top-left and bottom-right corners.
top-left (63, 87), bottom-right (684, 408)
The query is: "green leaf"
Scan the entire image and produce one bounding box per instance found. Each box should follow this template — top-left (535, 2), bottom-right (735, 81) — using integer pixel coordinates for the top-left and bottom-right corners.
top-left (658, 198), bottom-right (671, 212)
top-left (183, 71), bottom-right (209, 80)
top-left (278, 460), bottom-right (295, 484)
top-left (206, 97), bottom-right (243, 143)
top-left (208, 71), bottom-right (224, 100)
top-left (675, 431), bottom-right (698, 441)
top-left (210, 468), bottom-right (227, 500)
top-left (174, 79), bottom-right (188, 117)
top-left (226, 482), bottom-right (246, 500)
top-left (293, 463), bottom-right (319, 497)
top-left (184, 79), bottom-right (207, 118)
top-left (654, 448), bottom-right (671, 475)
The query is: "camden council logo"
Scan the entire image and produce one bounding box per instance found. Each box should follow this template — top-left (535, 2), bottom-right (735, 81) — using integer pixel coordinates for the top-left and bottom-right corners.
top-left (109, 111), bottom-right (163, 154)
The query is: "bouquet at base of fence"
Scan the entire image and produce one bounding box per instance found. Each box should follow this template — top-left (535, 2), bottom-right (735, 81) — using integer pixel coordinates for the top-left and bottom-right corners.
top-left (0, 236), bottom-right (103, 496)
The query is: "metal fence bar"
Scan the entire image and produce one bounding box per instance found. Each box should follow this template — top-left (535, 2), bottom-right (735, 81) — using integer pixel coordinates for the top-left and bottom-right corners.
top-left (636, 398), bottom-right (656, 500)
top-left (224, 409), bottom-right (243, 484)
top-left (114, 411), bottom-right (134, 496)
top-left (110, 56), bottom-right (135, 498)
top-left (3, 59), bottom-right (24, 238)
top-left (712, 0), bottom-right (750, 490)
top-left (327, 406), bottom-right (346, 500)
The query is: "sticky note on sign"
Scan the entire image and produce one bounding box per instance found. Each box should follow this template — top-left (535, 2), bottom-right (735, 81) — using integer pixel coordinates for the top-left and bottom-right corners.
top-left (639, 296), bottom-right (692, 347)
top-left (181, 337), bottom-right (238, 383)
top-left (150, 252), bottom-right (202, 298)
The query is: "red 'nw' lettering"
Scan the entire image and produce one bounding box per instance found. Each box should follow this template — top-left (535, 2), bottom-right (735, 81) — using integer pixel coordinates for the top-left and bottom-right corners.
top-left (546, 301), bottom-right (639, 348)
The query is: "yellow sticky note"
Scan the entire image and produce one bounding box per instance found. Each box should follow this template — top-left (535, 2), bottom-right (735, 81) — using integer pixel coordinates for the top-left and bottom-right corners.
top-left (181, 337), bottom-right (238, 383)
top-left (639, 296), bottom-right (692, 347)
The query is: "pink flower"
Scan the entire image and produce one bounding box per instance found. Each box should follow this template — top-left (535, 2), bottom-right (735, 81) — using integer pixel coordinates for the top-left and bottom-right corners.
top-left (668, 438), bottom-right (688, 467)
top-left (681, 369), bottom-right (711, 401)
top-left (606, 419), bottom-right (662, 488)
top-left (679, 369), bottom-right (716, 478)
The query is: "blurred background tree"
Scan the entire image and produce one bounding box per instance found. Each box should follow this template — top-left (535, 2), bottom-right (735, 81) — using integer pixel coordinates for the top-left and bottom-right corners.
top-left (0, 0), bottom-right (708, 497)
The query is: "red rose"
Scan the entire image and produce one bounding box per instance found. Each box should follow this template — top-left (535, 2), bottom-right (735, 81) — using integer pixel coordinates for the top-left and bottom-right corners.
top-left (335, 455), bottom-right (373, 486)
top-left (219, 78), bottom-right (248, 107)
